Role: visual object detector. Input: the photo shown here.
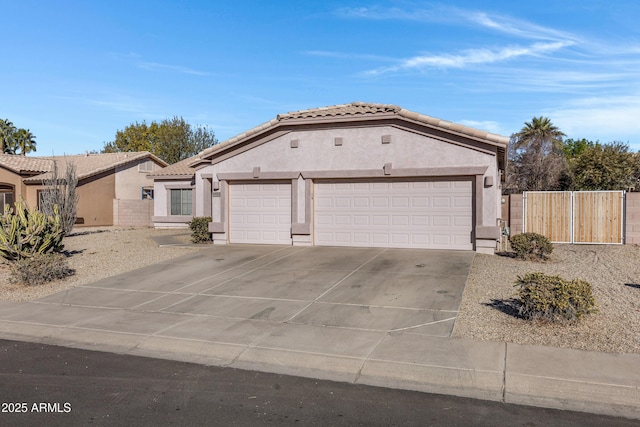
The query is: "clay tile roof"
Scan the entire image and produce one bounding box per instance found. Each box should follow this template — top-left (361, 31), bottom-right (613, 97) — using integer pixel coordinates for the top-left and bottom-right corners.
top-left (277, 102), bottom-right (401, 120)
top-left (189, 102), bottom-right (509, 167)
top-left (148, 155), bottom-right (196, 178)
top-left (10, 152), bottom-right (167, 183)
top-left (0, 154), bottom-right (53, 174)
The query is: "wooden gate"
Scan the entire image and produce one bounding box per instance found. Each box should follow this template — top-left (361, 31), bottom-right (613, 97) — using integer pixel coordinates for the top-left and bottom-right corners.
top-left (523, 191), bottom-right (624, 244)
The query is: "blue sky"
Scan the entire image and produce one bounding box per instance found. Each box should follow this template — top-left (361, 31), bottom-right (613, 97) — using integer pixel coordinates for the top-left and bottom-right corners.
top-left (3, 0), bottom-right (640, 156)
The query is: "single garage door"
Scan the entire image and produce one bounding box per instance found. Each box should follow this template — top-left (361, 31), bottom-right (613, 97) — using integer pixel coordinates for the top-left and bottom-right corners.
top-left (229, 182), bottom-right (292, 244)
top-left (314, 180), bottom-right (473, 250)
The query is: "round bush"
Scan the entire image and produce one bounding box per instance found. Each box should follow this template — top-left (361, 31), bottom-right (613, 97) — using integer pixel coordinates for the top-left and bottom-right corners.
top-left (189, 216), bottom-right (212, 244)
top-left (515, 272), bottom-right (598, 323)
top-left (509, 232), bottom-right (553, 261)
top-left (9, 253), bottom-right (75, 286)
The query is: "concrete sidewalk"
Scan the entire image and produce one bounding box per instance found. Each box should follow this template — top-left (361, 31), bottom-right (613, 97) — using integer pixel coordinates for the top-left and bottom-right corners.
top-left (0, 245), bottom-right (638, 420)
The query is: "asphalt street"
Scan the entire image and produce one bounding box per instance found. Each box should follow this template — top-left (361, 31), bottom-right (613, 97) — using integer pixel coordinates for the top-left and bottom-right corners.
top-left (0, 339), bottom-right (636, 426)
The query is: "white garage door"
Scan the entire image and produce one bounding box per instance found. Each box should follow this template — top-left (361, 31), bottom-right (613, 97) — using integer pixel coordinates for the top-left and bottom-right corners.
top-left (314, 180), bottom-right (473, 250)
top-left (229, 182), bottom-right (292, 244)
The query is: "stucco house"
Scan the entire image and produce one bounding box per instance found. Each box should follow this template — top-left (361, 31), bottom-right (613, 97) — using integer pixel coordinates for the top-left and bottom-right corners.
top-left (151, 102), bottom-right (508, 253)
top-left (0, 152), bottom-right (167, 226)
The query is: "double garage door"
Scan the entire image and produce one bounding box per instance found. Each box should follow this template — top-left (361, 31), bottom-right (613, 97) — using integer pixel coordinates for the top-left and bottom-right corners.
top-left (229, 179), bottom-right (473, 250)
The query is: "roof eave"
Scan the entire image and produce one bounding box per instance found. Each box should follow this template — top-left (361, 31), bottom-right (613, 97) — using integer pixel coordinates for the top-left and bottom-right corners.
top-left (151, 174), bottom-right (195, 180)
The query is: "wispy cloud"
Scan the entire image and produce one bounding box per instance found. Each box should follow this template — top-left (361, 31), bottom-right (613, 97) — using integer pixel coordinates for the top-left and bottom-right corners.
top-left (137, 61), bottom-right (209, 76)
top-left (109, 53), bottom-right (210, 76)
top-left (363, 41), bottom-right (572, 76)
top-left (337, 5), bottom-right (578, 42)
top-left (458, 120), bottom-right (506, 135)
top-left (336, 5), bottom-right (446, 22)
top-left (463, 11), bottom-right (580, 42)
top-left (339, 6), bottom-right (579, 76)
top-left (546, 94), bottom-right (640, 142)
top-left (303, 50), bottom-right (396, 62)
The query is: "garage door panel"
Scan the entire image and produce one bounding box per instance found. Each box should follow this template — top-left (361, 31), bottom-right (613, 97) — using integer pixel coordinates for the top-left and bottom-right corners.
top-left (412, 197), bottom-right (429, 208)
top-left (229, 183), bottom-right (292, 244)
top-left (433, 216), bottom-right (451, 226)
top-left (392, 216), bottom-right (409, 226)
top-left (353, 215), bottom-right (370, 225)
top-left (392, 197), bottom-right (410, 208)
top-left (412, 215), bottom-right (430, 226)
top-left (336, 197), bottom-right (351, 208)
top-left (454, 216), bottom-right (472, 227)
top-left (314, 180), bottom-right (472, 250)
top-left (454, 196), bottom-right (471, 208)
top-left (433, 197), bottom-right (451, 208)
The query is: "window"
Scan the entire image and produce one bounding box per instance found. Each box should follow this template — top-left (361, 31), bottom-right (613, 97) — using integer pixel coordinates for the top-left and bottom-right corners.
top-left (139, 160), bottom-right (154, 172)
top-left (37, 189), bottom-right (58, 210)
top-left (142, 187), bottom-right (154, 200)
top-left (0, 191), bottom-right (14, 212)
top-left (170, 189), bottom-right (192, 215)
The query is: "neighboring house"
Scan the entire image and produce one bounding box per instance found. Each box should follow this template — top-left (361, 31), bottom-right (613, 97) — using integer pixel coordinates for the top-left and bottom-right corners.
top-left (150, 156), bottom-right (196, 228)
top-left (151, 102), bottom-right (508, 253)
top-left (0, 152), bottom-right (168, 227)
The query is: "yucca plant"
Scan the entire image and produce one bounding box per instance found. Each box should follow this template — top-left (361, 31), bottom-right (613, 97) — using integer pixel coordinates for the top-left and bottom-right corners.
top-left (0, 199), bottom-right (64, 261)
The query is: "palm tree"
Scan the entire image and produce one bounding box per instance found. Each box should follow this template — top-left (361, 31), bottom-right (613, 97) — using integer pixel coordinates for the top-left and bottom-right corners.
top-left (13, 128), bottom-right (37, 156)
top-left (0, 119), bottom-right (17, 154)
top-left (507, 116), bottom-right (567, 192)
top-left (514, 116), bottom-right (565, 155)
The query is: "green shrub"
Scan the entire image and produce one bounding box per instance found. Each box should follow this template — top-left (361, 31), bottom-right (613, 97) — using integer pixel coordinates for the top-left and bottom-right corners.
top-left (0, 199), bottom-right (64, 261)
top-left (189, 216), bottom-right (212, 243)
top-left (9, 253), bottom-right (75, 286)
top-left (509, 232), bottom-right (553, 261)
top-left (514, 272), bottom-right (598, 323)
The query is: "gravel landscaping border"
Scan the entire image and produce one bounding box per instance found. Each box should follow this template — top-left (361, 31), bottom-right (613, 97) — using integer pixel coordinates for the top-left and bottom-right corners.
top-left (0, 227), bottom-right (200, 302)
top-left (452, 244), bottom-right (640, 354)
top-left (1, 227), bottom-right (638, 354)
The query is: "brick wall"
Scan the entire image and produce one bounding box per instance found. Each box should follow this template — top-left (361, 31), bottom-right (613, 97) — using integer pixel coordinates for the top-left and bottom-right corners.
top-left (113, 199), bottom-right (154, 227)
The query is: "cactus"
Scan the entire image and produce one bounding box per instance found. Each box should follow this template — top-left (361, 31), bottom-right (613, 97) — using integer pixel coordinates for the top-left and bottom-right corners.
top-left (0, 199), bottom-right (64, 261)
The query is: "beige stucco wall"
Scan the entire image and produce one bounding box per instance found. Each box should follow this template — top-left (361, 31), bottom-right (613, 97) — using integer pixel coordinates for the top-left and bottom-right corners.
top-left (0, 167), bottom-right (28, 203)
top-left (76, 172), bottom-right (116, 226)
top-left (152, 178), bottom-right (194, 228)
top-left (115, 158), bottom-right (162, 200)
top-left (24, 171), bottom-right (115, 226)
top-left (197, 125), bottom-right (501, 229)
top-left (152, 125), bottom-right (503, 249)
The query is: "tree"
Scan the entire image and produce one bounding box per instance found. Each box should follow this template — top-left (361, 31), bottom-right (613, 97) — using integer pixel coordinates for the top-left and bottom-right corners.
top-left (563, 138), bottom-right (596, 159)
top-left (569, 141), bottom-right (640, 190)
top-left (0, 119), bottom-right (17, 154)
top-left (13, 128), bottom-right (37, 156)
top-left (0, 119), bottom-right (37, 155)
top-left (505, 116), bottom-right (567, 193)
top-left (102, 116), bottom-right (217, 164)
top-left (39, 160), bottom-right (79, 235)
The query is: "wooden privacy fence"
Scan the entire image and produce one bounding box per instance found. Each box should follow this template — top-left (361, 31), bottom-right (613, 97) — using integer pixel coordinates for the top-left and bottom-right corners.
top-left (523, 191), bottom-right (625, 244)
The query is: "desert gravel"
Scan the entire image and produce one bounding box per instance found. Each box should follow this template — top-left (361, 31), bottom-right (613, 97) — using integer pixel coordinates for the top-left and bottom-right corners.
top-left (452, 244), bottom-right (640, 354)
top-left (0, 227), bottom-right (199, 302)
top-left (1, 228), bottom-right (638, 354)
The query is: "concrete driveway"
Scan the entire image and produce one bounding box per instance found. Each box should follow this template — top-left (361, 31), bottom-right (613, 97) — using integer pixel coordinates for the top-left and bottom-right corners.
top-left (37, 245), bottom-right (474, 337)
top-left (3, 245), bottom-right (640, 420)
top-left (0, 245), bottom-right (485, 395)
